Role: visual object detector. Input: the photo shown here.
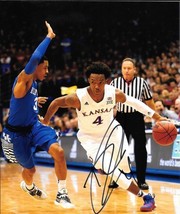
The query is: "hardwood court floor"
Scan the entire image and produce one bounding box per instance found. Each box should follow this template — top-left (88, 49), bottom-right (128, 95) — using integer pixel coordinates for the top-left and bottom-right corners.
top-left (1, 162), bottom-right (180, 214)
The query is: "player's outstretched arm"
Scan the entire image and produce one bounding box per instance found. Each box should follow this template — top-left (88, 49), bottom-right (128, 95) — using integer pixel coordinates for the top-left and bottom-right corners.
top-left (42, 94), bottom-right (80, 125)
top-left (14, 21), bottom-right (55, 98)
top-left (116, 89), bottom-right (167, 122)
top-left (24, 21), bottom-right (55, 75)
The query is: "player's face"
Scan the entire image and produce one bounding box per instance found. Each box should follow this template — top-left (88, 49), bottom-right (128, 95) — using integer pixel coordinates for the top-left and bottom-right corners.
top-left (121, 61), bottom-right (136, 82)
top-left (35, 60), bottom-right (49, 81)
top-left (88, 74), bottom-right (106, 96)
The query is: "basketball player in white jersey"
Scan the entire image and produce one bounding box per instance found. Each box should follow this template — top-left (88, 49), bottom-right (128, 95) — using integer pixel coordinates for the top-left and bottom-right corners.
top-left (41, 62), bottom-right (166, 212)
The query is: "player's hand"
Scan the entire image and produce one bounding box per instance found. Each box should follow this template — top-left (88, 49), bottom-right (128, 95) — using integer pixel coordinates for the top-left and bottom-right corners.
top-left (38, 115), bottom-right (49, 125)
top-left (45, 21), bottom-right (56, 39)
top-left (38, 115), bottom-right (44, 123)
top-left (156, 116), bottom-right (169, 122)
top-left (153, 112), bottom-right (169, 122)
top-left (38, 96), bottom-right (48, 108)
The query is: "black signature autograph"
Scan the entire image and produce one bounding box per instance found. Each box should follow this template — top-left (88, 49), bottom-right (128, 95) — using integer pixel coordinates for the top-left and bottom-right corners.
top-left (83, 119), bottom-right (137, 214)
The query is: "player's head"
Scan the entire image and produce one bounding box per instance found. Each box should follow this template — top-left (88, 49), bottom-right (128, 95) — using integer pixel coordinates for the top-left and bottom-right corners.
top-left (85, 62), bottom-right (111, 80)
top-left (38, 56), bottom-right (48, 65)
top-left (35, 56), bottom-right (49, 81)
top-left (121, 57), bottom-right (136, 82)
top-left (85, 62), bottom-right (111, 96)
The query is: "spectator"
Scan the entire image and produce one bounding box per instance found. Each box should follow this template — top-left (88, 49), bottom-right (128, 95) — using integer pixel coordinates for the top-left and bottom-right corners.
top-left (161, 89), bottom-right (173, 108)
top-left (174, 98), bottom-right (180, 121)
top-left (154, 100), bottom-right (179, 120)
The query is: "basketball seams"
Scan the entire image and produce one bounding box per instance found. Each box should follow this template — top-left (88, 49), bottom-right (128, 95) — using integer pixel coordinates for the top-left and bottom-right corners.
top-left (159, 122), bottom-right (170, 132)
top-left (152, 121), bottom-right (177, 146)
top-left (153, 133), bottom-right (176, 141)
top-left (153, 133), bottom-right (175, 146)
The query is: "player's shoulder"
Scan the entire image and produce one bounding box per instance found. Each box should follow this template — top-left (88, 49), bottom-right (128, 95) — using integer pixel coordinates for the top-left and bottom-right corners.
top-left (76, 87), bottom-right (87, 94)
top-left (105, 84), bottom-right (117, 97)
top-left (76, 87), bottom-right (88, 99)
top-left (106, 84), bottom-right (114, 88)
top-left (105, 84), bottom-right (116, 90)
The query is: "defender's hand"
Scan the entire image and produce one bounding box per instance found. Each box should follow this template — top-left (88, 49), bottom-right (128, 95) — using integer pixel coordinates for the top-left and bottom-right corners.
top-left (45, 21), bottom-right (56, 39)
top-left (38, 115), bottom-right (49, 125)
top-left (38, 97), bottom-right (48, 108)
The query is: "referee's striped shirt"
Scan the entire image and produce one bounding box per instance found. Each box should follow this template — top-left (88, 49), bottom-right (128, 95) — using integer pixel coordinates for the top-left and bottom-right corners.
top-left (110, 76), bottom-right (153, 113)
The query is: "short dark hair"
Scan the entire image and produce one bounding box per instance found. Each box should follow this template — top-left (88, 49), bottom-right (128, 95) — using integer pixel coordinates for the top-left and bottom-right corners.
top-left (122, 57), bottom-right (136, 66)
top-left (85, 62), bottom-right (111, 79)
top-left (38, 56), bottom-right (48, 65)
top-left (155, 100), bottom-right (164, 105)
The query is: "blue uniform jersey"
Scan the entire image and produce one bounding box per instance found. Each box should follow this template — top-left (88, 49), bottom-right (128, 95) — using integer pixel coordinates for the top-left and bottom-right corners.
top-left (2, 78), bottom-right (58, 168)
top-left (1, 36), bottom-right (58, 168)
top-left (8, 78), bottom-right (38, 126)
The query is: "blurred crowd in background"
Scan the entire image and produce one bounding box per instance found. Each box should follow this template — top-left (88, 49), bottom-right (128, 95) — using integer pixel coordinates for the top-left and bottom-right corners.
top-left (0, 2), bottom-right (180, 136)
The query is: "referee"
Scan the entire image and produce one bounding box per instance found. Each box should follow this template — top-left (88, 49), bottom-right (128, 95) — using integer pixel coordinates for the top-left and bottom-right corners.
top-left (110, 58), bottom-right (156, 190)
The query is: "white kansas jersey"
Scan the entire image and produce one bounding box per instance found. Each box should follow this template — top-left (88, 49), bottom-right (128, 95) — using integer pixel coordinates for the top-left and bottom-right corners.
top-left (76, 84), bottom-right (116, 138)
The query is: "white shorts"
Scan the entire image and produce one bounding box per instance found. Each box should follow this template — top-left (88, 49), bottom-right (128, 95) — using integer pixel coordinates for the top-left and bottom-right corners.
top-left (77, 123), bottom-right (130, 173)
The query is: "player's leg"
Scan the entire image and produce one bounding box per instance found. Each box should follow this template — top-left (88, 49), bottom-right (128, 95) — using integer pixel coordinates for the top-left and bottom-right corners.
top-left (94, 150), bottom-right (156, 212)
top-left (20, 168), bottom-right (47, 200)
top-left (48, 143), bottom-right (67, 180)
top-left (34, 122), bottom-right (74, 208)
top-left (93, 125), bottom-right (155, 212)
top-left (114, 125), bottom-right (155, 211)
top-left (48, 143), bottom-right (74, 208)
top-left (12, 132), bottom-right (47, 200)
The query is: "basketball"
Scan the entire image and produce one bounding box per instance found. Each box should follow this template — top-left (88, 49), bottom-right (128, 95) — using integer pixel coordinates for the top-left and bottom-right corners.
top-left (152, 121), bottom-right (178, 146)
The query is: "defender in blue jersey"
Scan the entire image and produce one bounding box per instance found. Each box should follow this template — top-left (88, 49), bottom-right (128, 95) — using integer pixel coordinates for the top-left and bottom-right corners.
top-left (1, 21), bottom-right (74, 208)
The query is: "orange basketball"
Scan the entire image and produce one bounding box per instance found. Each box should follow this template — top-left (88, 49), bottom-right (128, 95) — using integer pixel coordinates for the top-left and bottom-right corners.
top-left (152, 121), bottom-right (177, 146)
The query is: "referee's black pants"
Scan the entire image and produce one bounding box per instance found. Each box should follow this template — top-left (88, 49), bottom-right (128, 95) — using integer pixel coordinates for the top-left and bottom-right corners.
top-left (116, 111), bottom-right (147, 184)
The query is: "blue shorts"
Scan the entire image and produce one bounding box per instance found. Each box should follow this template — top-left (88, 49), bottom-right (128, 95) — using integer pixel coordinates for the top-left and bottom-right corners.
top-left (1, 121), bottom-right (58, 168)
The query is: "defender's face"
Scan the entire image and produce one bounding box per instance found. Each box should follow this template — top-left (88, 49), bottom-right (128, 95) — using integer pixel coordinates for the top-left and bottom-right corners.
top-left (88, 74), bottom-right (106, 96)
top-left (35, 60), bottom-right (49, 81)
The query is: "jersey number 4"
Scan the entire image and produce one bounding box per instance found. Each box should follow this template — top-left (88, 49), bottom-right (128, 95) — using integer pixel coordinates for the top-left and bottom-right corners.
top-left (93, 116), bottom-right (103, 125)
